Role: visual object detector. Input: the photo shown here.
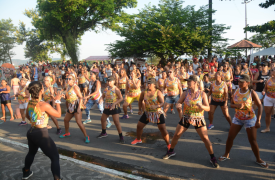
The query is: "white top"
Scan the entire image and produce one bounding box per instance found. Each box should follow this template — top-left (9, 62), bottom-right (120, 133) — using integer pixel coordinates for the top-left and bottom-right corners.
top-left (187, 70), bottom-right (193, 76)
top-left (218, 57), bottom-right (223, 63)
top-left (105, 68), bottom-right (112, 77)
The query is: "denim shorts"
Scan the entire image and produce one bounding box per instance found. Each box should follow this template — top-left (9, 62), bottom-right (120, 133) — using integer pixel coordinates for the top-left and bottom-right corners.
top-left (232, 116), bottom-right (257, 129)
top-left (165, 94), bottom-right (180, 104)
top-left (256, 91), bottom-right (264, 100)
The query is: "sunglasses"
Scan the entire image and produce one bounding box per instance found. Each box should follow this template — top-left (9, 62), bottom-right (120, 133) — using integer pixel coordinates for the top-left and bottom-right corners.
top-left (66, 78), bottom-right (73, 81)
top-left (168, 71), bottom-right (173, 74)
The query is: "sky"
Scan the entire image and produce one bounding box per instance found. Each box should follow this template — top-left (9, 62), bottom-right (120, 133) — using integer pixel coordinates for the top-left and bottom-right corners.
top-left (0, 0), bottom-right (274, 60)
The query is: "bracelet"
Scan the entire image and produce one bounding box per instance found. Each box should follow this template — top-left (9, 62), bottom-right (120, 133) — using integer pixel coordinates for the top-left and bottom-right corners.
top-left (55, 100), bottom-right (61, 104)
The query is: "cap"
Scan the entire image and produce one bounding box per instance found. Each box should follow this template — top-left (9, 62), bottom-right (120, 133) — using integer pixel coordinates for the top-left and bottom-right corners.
top-left (147, 78), bottom-right (156, 84)
top-left (239, 74), bottom-right (250, 82)
top-left (184, 75), bottom-right (200, 83)
top-left (107, 76), bottom-right (115, 81)
top-left (252, 63), bottom-right (257, 66)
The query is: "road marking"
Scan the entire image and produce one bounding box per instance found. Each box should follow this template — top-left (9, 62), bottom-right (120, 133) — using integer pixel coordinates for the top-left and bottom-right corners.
top-left (0, 137), bottom-right (150, 180)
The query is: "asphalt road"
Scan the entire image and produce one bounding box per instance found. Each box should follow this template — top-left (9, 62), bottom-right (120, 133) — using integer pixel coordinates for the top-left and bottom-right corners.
top-left (0, 99), bottom-right (274, 180)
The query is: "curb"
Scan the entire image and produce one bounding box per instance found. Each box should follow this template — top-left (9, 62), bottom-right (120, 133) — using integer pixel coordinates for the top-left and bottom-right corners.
top-left (0, 137), bottom-right (150, 180)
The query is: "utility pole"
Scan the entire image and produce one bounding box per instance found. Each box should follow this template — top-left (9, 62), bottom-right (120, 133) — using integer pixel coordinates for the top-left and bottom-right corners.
top-left (208, 0), bottom-right (213, 61)
top-left (242, 0), bottom-right (251, 57)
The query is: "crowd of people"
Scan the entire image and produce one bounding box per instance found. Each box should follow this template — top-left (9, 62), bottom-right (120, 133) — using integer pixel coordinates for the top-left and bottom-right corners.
top-left (0, 55), bottom-right (274, 179)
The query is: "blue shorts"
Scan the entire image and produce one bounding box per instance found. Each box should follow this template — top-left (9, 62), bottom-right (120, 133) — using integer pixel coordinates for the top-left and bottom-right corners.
top-left (165, 94), bottom-right (180, 104)
top-left (232, 116), bottom-right (257, 129)
top-left (53, 83), bottom-right (58, 88)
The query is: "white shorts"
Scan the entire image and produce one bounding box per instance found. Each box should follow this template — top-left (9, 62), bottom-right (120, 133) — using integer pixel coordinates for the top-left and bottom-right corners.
top-left (264, 95), bottom-right (275, 107)
top-left (19, 103), bottom-right (28, 109)
top-left (232, 84), bottom-right (239, 90)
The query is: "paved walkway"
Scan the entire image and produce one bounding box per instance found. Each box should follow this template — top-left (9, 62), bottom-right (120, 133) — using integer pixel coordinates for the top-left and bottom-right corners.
top-left (0, 140), bottom-right (126, 180)
top-left (0, 97), bottom-right (274, 179)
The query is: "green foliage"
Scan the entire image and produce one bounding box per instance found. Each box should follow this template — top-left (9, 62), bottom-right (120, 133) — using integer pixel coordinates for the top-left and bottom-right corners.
top-left (249, 31), bottom-right (275, 48)
top-left (0, 19), bottom-right (17, 64)
top-left (24, 0), bottom-right (137, 64)
top-left (107, 0), bottom-right (230, 64)
top-left (245, 0), bottom-right (275, 33)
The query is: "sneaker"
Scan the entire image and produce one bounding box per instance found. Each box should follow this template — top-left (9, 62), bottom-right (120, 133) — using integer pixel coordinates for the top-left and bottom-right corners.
top-left (59, 132), bottom-right (71, 138)
top-left (106, 121), bottom-right (112, 128)
top-left (97, 133), bottom-right (108, 138)
top-left (119, 136), bottom-right (125, 143)
top-left (120, 115), bottom-right (129, 119)
top-left (83, 119), bottom-right (92, 124)
top-left (131, 139), bottom-right (142, 145)
top-left (56, 128), bottom-right (62, 135)
top-left (272, 115), bottom-right (275, 119)
top-left (210, 157), bottom-right (220, 168)
top-left (171, 110), bottom-right (175, 114)
top-left (130, 109), bottom-right (134, 114)
top-left (19, 121), bottom-right (27, 126)
top-left (85, 136), bottom-right (90, 143)
top-left (163, 151), bottom-right (176, 159)
top-left (207, 124), bottom-right (214, 130)
top-left (22, 168), bottom-right (33, 179)
top-left (167, 144), bottom-right (171, 150)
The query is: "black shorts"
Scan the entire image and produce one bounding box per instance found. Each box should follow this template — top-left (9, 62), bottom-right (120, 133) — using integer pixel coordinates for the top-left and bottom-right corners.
top-left (67, 101), bottom-right (83, 114)
top-left (210, 100), bottom-right (226, 106)
top-left (120, 89), bottom-right (125, 95)
top-left (79, 83), bottom-right (87, 89)
top-left (139, 112), bottom-right (165, 125)
top-left (182, 89), bottom-right (187, 93)
top-left (1, 100), bottom-right (11, 105)
top-left (179, 117), bottom-right (206, 129)
top-left (103, 107), bottom-right (121, 115)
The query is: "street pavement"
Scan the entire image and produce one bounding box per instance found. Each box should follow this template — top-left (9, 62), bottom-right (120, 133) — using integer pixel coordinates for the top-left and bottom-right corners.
top-left (0, 98), bottom-right (274, 180)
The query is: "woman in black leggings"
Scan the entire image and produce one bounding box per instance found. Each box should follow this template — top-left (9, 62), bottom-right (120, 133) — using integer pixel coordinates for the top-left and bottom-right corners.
top-left (23, 81), bottom-right (62, 180)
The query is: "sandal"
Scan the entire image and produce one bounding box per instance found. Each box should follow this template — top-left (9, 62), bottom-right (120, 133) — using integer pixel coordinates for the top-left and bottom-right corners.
top-left (219, 156), bottom-right (230, 162)
top-left (256, 161), bottom-right (269, 168)
top-left (260, 129), bottom-right (270, 133)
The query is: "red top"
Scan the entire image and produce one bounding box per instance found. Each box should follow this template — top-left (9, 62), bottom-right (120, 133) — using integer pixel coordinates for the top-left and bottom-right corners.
top-left (209, 62), bottom-right (217, 72)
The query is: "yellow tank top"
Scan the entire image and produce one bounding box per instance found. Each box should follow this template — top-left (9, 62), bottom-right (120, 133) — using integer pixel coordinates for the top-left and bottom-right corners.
top-left (104, 86), bottom-right (118, 109)
top-left (18, 86), bottom-right (29, 104)
top-left (233, 89), bottom-right (255, 120)
top-left (119, 77), bottom-right (126, 89)
top-left (128, 79), bottom-right (141, 98)
top-left (78, 74), bottom-right (86, 84)
top-left (178, 73), bottom-right (188, 89)
top-left (183, 90), bottom-right (204, 118)
top-left (158, 79), bottom-right (167, 94)
top-left (165, 77), bottom-right (179, 96)
top-left (66, 85), bottom-right (78, 103)
top-left (27, 100), bottom-right (49, 128)
top-left (43, 87), bottom-right (51, 102)
top-left (146, 72), bottom-right (155, 80)
top-left (211, 81), bottom-right (226, 102)
top-left (144, 90), bottom-right (161, 112)
top-left (266, 78), bottom-right (275, 98)
top-left (209, 72), bottom-right (216, 82)
top-left (223, 70), bottom-right (231, 81)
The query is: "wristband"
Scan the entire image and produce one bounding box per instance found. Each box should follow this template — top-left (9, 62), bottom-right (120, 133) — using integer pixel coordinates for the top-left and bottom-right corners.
top-left (55, 100), bottom-right (61, 104)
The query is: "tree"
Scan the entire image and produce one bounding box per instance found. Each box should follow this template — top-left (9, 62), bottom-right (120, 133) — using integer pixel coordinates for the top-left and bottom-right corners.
top-left (24, 0), bottom-right (137, 64)
top-left (249, 31), bottom-right (275, 48)
top-left (245, 0), bottom-right (275, 33)
top-left (0, 19), bottom-right (17, 64)
top-left (107, 0), bottom-right (230, 64)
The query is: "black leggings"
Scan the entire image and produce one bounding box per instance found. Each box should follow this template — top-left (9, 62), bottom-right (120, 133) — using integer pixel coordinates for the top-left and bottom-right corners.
top-left (24, 127), bottom-right (60, 180)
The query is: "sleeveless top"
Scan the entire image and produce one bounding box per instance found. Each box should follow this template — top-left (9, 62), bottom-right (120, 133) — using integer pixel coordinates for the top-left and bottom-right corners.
top-left (128, 79), bottom-right (141, 98)
top-left (144, 90), bottom-right (163, 123)
top-left (209, 72), bottom-right (216, 83)
top-left (18, 86), bottom-right (29, 104)
top-left (182, 90), bottom-right (205, 127)
top-left (233, 71), bottom-right (241, 85)
top-left (178, 73), bottom-right (188, 89)
top-left (103, 86), bottom-right (118, 109)
top-left (27, 99), bottom-right (49, 127)
top-left (233, 88), bottom-right (255, 120)
top-left (165, 77), bottom-right (179, 96)
top-left (158, 79), bottom-right (167, 94)
top-left (266, 78), bottom-right (275, 98)
top-left (119, 77), bottom-right (126, 90)
top-left (89, 80), bottom-right (101, 100)
top-left (0, 87), bottom-right (11, 102)
top-left (242, 68), bottom-right (249, 75)
top-left (146, 72), bottom-right (155, 80)
top-left (78, 74), bottom-right (86, 84)
top-left (256, 71), bottom-right (270, 92)
top-left (211, 81), bottom-right (227, 102)
top-left (43, 87), bottom-right (52, 102)
top-left (187, 70), bottom-right (193, 76)
top-left (66, 85), bottom-right (78, 103)
top-left (223, 70), bottom-right (231, 81)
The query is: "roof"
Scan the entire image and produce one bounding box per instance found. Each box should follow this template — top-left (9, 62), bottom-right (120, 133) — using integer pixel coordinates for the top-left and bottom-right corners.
top-left (227, 40), bottom-right (262, 49)
top-left (250, 47), bottom-right (275, 56)
top-left (85, 56), bottom-right (112, 61)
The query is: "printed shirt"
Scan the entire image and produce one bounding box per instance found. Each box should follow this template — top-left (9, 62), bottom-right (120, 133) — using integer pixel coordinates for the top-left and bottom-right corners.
top-left (144, 90), bottom-right (161, 113)
top-left (266, 78), bottom-right (275, 98)
top-left (27, 100), bottom-right (49, 127)
top-left (119, 77), bottom-right (126, 90)
top-left (211, 81), bottom-right (227, 102)
top-left (165, 77), bottom-right (179, 96)
top-left (242, 69), bottom-right (249, 75)
top-left (66, 85), bottom-right (78, 103)
top-left (177, 73), bottom-right (188, 89)
top-left (18, 86), bottom-right (29, 104)
top-left (223, 70), bottom-right (231, 81)
top-left (183, 90), bottom-right (204, 119)
top-left (78, 74), bottom-right (86, 84)
top-left (128, 79), bottom-right (141, 98)
top-left (158, 79), bottom-right (167, 94)
top-left (209, 72), bottom-right (216, 82)
top-left (43, 87), bottom-right (51, 102)
top-left (233, 89), bottom-right (255, 120)
top-left (103, 86), bottom-right (117, 109)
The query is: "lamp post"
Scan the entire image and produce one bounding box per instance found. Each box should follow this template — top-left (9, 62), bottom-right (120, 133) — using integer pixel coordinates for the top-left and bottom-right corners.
top-left (242, 0), bottom-right (252, 57)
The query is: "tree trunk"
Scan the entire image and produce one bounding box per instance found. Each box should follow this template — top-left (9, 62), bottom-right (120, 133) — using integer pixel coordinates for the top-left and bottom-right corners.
top-left (63, 33), bottom-right (78, 64)
top-left (8, 51), bottom-right (13, 65)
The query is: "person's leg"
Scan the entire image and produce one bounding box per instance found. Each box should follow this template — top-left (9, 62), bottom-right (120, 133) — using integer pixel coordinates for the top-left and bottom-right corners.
top-left (50, 116), bottom-right (60, 129)
top-left (63, 112), bottom-right (74, 134)
top-left (123, 101), bottom-right (129, 115)
top-left (53, 87), bottom-right (57, 96)
top-left (209, 105), bottom-right (217, 125)
top-left (112, 114), bottom-right (122, 134)
top-left (84, 99), bottom-right (94, 120)
top-left (13, 86), bottom-right (19, 100)
top-left (136, 121), bottom-right (147, 140)
top-left (262, 106), bottom-right (273, 132)
top-left (221, 106), bottom-right (232, 126)
top-left (196, 126), bottom-right (214, 154)
top-left (219, 123), bottom-right (242, 159)
top-left (6, 103), bottom-right (14, 120)
top-left (157, 123), bottom-right (170, 145)
top-left (0, 104), bottom-right (5, 119)
top-left (24, 130), bottom-right (39, 171)
top-left (20, 109), bottom-right (26, 122)
top-left (163, 102), bottom-right (171, 114)
top-left (74, 112), bottom-right (88, 137)
top-left (170, 124), bottom-right (188, 150)
top-left (100, 113), bottom-right (109, 133)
